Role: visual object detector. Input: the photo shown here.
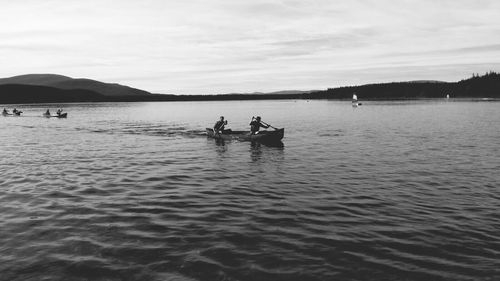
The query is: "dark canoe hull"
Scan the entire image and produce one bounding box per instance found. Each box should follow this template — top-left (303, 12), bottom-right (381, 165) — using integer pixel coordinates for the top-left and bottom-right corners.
top-left (239, 129), bottom-right (284, 142)
top-left (206, 129), bottom-right (234, 140)
top-left (206, 128), bottom-right (284, 142)
top-left (43, 113), bottom-right (68, 118)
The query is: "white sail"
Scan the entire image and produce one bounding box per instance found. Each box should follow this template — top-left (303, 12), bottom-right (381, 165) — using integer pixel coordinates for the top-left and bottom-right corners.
top-left (446, 94), bottom-right (450, 99)
top-left (352, 94), bottom-right (358, 101)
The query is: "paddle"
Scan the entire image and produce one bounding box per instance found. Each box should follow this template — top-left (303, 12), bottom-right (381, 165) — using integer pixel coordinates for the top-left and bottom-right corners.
top-left (251, 116), bottom-right (278, 131)
top-left (261, 121), bottom-right (278, 130)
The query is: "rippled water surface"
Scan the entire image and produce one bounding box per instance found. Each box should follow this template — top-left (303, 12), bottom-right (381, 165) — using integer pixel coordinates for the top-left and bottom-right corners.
top-left (1, 100), bottom-right (499, 281)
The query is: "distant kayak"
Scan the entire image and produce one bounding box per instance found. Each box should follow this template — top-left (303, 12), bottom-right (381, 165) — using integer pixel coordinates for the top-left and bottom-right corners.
top-left (206, 128), bottom-right (284, 143)
top-left (43, 113), bottom-right (68, 118)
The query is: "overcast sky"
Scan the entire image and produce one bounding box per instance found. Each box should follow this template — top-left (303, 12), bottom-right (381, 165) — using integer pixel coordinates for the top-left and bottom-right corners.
top-left (1, 0), bottom-right (499, 94)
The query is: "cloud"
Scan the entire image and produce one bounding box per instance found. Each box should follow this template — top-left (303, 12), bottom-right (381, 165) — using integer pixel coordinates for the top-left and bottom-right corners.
top-left (0, 0), bottom-right (499, 94)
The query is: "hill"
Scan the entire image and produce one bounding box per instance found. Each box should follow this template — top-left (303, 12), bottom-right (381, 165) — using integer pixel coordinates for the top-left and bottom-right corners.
top-left (0, 84), bottom-right (107, 103)
top-left (0, 72), bottom-right (498, 104)
top-left (0, 74), bottom-right (71, 85)
top-left (308, 71), bottom-right (500, 99)
top-left (0, 74), bottom-right (151, 96)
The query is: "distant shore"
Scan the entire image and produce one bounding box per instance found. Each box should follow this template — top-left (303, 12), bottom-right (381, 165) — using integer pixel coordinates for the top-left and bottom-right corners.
top-left (1, 72), bottom-right (498, 104)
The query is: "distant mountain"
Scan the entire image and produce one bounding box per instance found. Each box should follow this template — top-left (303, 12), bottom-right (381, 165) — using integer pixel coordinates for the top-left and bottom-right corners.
top-left (0, 74), bottom-right (151, 96)
top-left (0, 84), bottom-right (107, 103)
top-left (0, 74), bottom-right (71, 85)
top-left (47, 78), bottom-right (151, 96)
top-left (0, 72), bottom-right (498, 104)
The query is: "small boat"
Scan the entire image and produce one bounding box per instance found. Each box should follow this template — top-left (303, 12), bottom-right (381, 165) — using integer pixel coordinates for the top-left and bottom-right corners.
top-left (43, 113), bottom-right (68, 118)
top-left (206, 128), bottom-right (284, 143)
top-left (3, 110), bottom-right (22, 116)
top-left (352, 93), bottom-right (359, 107)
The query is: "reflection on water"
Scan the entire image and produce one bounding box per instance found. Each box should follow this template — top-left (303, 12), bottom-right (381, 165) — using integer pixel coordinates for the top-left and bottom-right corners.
top-left (0, 100), bottom-right (499, 281)
top-left (213, 138), bottom-right (227, 147)
top-left (250, 141), bottom-right (284, 162)
top-left (253, 140), bottom-right (284, 148)
top-left (208, 136), bottom-right (285, 164)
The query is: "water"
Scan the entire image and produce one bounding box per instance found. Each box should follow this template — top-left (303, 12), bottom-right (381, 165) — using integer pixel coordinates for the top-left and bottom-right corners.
top-left (0, 100), bottom-right (499, 281)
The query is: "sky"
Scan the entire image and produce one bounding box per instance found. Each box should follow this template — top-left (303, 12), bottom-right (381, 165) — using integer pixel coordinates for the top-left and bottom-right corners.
top-left (1, 0), bottom-right (499, 94)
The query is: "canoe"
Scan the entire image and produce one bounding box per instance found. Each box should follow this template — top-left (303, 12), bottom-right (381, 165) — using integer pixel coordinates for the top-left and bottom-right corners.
top-left (3, 111), bottom-right (22, 116)
top-left (206, 128), bottom-right (284, 143)
top-left (43, 113), bottom-right (68, 118)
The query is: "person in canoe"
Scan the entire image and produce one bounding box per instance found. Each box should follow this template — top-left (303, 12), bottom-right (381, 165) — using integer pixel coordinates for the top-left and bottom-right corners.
top-left (213, 116), bottom-right (228, 134)
top-left (12, 108), bottom-right (21, 115)
top-left (2, 108), bottom-right (8, 115)
top-left (56, 108), bottom-right (63, 116)
top-left (250, 116), bottom-right (269, 135)
top-left (45, 109), bottom-right (51, 116)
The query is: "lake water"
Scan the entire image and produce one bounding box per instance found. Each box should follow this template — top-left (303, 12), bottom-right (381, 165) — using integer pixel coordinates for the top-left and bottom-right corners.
top-left (0, 99), bottom-right (499, 281)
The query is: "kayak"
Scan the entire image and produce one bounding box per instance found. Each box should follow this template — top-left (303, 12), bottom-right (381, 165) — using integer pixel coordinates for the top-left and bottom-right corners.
top-left (43, 113), bottom-right (68, 118)
top-left (206, 128), bottom-right (284, 143)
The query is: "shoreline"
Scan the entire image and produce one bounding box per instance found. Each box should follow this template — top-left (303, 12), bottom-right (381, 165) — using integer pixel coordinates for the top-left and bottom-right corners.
top-left (1, 72), bottom-right (499, 104)
top-left (1, 97), bottom-right (498, 106)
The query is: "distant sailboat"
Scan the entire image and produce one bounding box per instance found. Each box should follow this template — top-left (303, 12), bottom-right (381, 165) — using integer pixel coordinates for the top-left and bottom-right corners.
top-left (352, 93), bottom-right (361, 107)
top-left (446, 94), bottom-right (450, 99)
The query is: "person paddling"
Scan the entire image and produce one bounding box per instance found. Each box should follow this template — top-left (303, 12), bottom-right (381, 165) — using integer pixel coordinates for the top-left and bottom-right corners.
top-left (56, 108), bottom-right (63, 116)
top-left (213, 116), bottom-right (228, 134)
top-left (3, 108), bottom-right (8, 115)
top-left (250, 116), bottom-right (269, 135)
top-left (45, 109), bottom-right (51, 116)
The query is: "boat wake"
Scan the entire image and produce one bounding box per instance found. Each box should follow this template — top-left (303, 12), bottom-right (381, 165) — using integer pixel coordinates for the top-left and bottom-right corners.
top-left (77, 122), bottom-right (207, 138)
